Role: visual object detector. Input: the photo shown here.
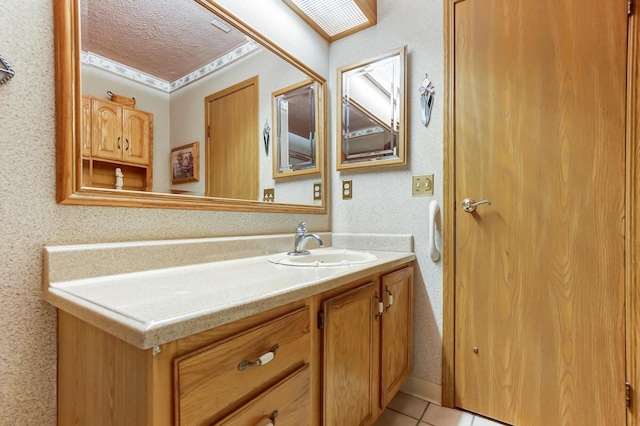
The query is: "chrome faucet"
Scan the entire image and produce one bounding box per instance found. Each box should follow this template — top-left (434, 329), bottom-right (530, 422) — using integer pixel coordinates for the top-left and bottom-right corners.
top-left (288, 222), bottom-right (324, 256)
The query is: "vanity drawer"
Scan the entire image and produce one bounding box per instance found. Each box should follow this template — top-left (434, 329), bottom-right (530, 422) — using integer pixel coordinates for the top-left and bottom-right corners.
top-left (214, 364), bottom-right (311, 426)
top-left (174, 307), bottom-right (311, 426)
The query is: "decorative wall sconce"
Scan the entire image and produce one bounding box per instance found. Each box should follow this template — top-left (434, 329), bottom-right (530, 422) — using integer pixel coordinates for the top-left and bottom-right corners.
top-left (0, 55), bottom-right (15, 85)
top-left (419, 74), bottom-right (435, 126)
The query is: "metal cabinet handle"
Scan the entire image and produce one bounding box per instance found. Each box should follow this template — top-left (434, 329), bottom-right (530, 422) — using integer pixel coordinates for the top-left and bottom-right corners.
top-left (117, 136), bottom-right (121, 149)
top-left (375, 292), bottom-right (384, 320)
top-left (385, 287), bottom-right (394, 311)
top-left (257, 410), bottom-right (279, 426)
top-left (238, 344), bottom-right (279, 371)
top-left (462, 198), bottom-right (491, 213)
top-left (125, 138), bottom-right (130, 151)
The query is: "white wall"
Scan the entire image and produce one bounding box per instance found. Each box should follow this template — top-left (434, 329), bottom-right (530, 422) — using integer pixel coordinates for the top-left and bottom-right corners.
top-left (329, 0), bottom-right (445, 386)
top-left (169, 48), bottom-right (318, 204)
top-left (0, 1), bottom-right (329, 424)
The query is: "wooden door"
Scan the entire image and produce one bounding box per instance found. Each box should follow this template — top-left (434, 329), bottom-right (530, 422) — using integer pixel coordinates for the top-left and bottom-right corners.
top-left (205, 76), bottom-right (259, 200)
top-left (380, 267), bottom-right (413, 407)
top-left (452, 1), bottom-right (627, 425)
top-left (122, 108), bottom-right (151, 166)
top-left (91, 98), bottom-right (122, 161)
top-left (323, 282), bottom-right (379, 426)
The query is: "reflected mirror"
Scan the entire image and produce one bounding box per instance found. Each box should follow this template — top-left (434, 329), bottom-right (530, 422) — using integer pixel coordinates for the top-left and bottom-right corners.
top-left (272, 80), bottom-right (321, 178)
top-left (54, 0), bottom-right (326, 213)
top-left (337, 46), bottom-right (406, 170)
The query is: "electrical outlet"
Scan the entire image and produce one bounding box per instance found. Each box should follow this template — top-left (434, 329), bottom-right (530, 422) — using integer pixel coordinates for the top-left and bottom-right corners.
top-left (263, 188), bottom-right (274, 202)
top-left (342, 180), bottom-right (353, 200)
top-left (313, 182), bottom-right (322, 201)
top-left (412, 174), bottom-right (434, 196)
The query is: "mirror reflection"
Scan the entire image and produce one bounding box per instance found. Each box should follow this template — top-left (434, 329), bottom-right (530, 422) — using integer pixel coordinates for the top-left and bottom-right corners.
top-left (79, 0), bottom-right (324, 206)
top-left (273, 80), bottom-right (319, 178)
top-left (337, 46), bottom-right (406, 170)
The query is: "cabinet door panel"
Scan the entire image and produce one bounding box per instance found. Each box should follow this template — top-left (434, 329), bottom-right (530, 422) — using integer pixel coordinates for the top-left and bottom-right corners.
top-left (381, 267), bottom-right (414, 406)
top-left (123, 108), bottom-right (151, 165)
top-left (214, 365), bottom-right (310, 426)
top-left (82, 95), bottom-right (92, 157)
top-left (92, 98), bottom-right (122, 161)
top-left (323, 281), bottom-right (379, 426)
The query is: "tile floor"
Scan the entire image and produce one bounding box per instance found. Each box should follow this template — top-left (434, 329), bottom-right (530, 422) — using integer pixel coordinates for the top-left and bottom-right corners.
top-left (374, 392), bottom-right (506, 426)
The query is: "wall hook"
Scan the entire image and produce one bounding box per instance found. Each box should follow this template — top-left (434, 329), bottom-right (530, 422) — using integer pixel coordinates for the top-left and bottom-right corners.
top-left (0, 55), bottom-right (15, 85)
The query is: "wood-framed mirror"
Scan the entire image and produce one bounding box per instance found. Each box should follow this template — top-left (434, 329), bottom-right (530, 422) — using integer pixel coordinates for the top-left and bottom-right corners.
top-left (336, 46), bottom-right (407, 171)
top-left (54, 0), bottom-right (326, 213)
top-left (272, 79), bottom-right (321, 179)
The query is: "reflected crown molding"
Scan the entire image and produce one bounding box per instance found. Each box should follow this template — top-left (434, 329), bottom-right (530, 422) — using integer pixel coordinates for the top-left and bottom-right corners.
top-left (81, 39), bottom-right (260, 93)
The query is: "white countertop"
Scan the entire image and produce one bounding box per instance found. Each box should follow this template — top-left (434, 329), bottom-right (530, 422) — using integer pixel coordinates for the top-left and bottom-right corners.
top-left (44, 243), bottom-right (414, 349)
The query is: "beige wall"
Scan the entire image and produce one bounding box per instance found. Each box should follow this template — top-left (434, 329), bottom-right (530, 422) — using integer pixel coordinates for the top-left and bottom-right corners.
top-left (329, 0), bottom-right (445, 385)
top-left (0, 0), bottom-right (329, 424)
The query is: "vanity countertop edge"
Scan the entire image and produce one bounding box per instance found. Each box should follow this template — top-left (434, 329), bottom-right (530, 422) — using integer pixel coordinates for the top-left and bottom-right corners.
top-left (43, 236), bottom-right (415, 350)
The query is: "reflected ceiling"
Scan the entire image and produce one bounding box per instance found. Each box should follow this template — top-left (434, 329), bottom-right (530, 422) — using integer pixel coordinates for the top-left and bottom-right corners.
top-left (81, 0), bottom-right (248, 81)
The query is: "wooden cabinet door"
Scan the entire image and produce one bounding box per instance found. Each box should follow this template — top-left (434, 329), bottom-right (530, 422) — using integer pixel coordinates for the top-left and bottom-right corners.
top-left (81, 95), bottom-right (92, 157)
top-left (380, 267), bottom-right (413, 407)
top-left (92, 98), bottom-right (122, 161)
top-left (123, 108), bottom-right (151, 166)
top-left (323, 281), bottom-right (379, 426)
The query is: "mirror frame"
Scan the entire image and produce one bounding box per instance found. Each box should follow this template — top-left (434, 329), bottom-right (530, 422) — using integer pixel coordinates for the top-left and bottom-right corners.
top-left (272, 79), bottom-right (322, 179)
top-left (54, 0), bottom-right (327, 213)
top-left (336, 45), bottom-right (407, 171)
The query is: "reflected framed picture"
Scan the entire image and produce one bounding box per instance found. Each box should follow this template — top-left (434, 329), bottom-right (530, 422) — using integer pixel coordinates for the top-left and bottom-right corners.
top-left (171, 142), bottom-right (199, 184)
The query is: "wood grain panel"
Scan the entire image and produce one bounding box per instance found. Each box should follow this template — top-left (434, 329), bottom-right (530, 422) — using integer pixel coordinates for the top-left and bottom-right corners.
top-left (92, 98), bottom-right (123, 161)
top-left (214, 365), bottom-right (311, 426)
top-left (123, 108), bottom-right (151, 165)
top-left (57, 310), bottom-right (150, 426)
top-left (381, 267), bottom-right (414, 407)
top-left (205, 76), bottom-right (259, 201)
top-left (453, 0), bottom-right (627, 424)
top-left (323, 281), bottom-right (378, 426)
top-left (627, 8), bottom-right (640, 426)
top-left (175, 307), bottom-right (310, 426)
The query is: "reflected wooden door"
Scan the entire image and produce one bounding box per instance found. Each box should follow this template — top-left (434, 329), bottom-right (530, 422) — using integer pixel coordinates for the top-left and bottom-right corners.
top-left (205, 76), bottom-right (259, 200)
top-left (453, 0), bottom-right (627, 424)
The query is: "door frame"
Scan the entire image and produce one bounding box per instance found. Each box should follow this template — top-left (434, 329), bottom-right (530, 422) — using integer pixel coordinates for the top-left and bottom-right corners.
top-left (441, 1), bottom-right (640, 423)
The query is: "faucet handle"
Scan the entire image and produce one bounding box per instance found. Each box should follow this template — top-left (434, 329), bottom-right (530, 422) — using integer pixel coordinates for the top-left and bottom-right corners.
top-left (295, 222), bottom-right (307, 234)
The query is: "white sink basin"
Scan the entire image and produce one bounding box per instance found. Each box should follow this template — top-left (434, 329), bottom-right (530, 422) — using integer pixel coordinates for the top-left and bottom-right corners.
top-left (268, 249), bottom-right (378, 267)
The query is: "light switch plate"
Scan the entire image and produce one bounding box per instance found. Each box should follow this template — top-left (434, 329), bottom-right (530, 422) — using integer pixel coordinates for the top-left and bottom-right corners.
top-left (412, 174), bottom-right (434, 196)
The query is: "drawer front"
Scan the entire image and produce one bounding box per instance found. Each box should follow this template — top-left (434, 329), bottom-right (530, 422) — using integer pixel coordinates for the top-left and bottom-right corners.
top-left (214, 364), bottom-right (311, 426)
top-left (175, 307), bottom-right (310, 426)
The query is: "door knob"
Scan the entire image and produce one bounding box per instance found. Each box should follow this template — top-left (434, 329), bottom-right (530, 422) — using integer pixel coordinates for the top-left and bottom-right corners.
top-left (462, 198), bottom-right (491, 213)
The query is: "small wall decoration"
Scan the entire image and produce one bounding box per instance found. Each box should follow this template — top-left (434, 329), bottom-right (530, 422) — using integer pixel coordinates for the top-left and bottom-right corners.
top-left (419, 74), bottom-right (435, 126)
top-left (171, 142), bottom-right (200, 184)
top-left (263, 119), bottom-right (271, 155)
top-left (0, 55), bottom-right (15, 85)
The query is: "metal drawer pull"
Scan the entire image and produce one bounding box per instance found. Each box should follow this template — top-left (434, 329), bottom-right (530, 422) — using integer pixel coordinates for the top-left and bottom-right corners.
top-left (257, 410), bottom-right (278, 426)
top-left (385, 286), bottom-right (394, 311)
top-left (375, 292), bottom-right (384, 320)
top-left (238, 344), bottom-right (279, 371)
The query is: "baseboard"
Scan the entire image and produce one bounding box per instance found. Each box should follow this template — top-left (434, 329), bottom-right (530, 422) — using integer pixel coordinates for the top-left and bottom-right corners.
top-left (400, 376), bottom-right (442, 405)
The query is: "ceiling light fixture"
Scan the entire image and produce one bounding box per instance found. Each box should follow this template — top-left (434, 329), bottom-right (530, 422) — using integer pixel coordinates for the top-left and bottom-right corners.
top-left (282, 0), bottom-right (376, 42)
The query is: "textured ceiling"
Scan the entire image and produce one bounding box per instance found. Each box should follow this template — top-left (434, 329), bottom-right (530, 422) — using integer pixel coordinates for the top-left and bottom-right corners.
top-left (81, 0), bottom-right (250, 81)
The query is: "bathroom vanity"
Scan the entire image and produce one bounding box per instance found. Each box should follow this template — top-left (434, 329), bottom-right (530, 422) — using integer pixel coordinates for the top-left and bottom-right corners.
top-left (44, 234), bottom-right (415, 425)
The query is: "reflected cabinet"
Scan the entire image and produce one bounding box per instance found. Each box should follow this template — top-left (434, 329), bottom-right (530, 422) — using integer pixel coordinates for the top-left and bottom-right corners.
top-left (82, 95), bottom-right (153, 191)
